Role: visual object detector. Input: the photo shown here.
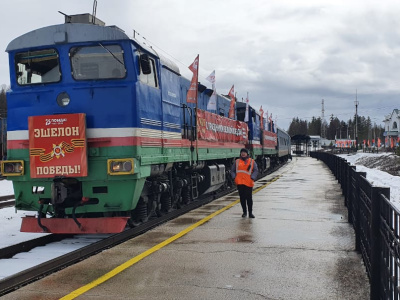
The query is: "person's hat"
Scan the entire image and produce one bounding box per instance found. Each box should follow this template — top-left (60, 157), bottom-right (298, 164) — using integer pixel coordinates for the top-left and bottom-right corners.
top-left (240, 148), bottom-right (249, 154)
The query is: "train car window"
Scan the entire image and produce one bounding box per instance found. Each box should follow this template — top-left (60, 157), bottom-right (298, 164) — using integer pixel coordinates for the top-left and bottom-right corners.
top-left (139, 56), bottom-right (158, 88)
top-left (70, 45), bottom-right (126, 80)
top-left (139, 54), bottom-right (152, 74)
top-left (15, 49), bottom-right (61, 85)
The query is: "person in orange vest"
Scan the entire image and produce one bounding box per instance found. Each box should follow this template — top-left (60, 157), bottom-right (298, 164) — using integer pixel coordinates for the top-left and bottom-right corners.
top-left (230, 148), bottom-right (259, 218)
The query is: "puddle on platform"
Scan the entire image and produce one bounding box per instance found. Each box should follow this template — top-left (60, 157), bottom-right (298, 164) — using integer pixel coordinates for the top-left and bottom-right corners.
top-left (202, 204), bottom-right (226, 210)
top-left (233, 270), bottom-right (253, 278)
top-left (135, 231), bottom-right (173, 243)
top-left (226, 234), bottom-right (253, 243)
top-left (257, 180), bottom-right (269, 184)
top-left (223, 196), bottom-right (239, 199)
top-left (171, 217), bottom-right (201, 225)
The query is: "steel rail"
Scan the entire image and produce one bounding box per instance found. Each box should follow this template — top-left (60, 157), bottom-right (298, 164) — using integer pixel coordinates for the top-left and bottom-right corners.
top-left (0, 195), bottom-right (14, 201)
top-left (0, 234), bottom-right (73, 259)
top-left (0, 195), bottom-right (15, 209)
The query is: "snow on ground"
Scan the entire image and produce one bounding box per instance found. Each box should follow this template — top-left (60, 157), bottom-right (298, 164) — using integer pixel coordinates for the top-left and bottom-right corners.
top-left (0, 180), bottom-right (108, 279)
top-left (338, 152), bottom-right (400, 210)
top-left (0, 179), bottom-right (14, 196)
top-left (0, 180), bottom-right (46, 247)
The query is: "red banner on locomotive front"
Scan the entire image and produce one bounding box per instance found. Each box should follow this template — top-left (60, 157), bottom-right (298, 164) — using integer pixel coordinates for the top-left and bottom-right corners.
top-left (28, 113), bottom-right (88, 178)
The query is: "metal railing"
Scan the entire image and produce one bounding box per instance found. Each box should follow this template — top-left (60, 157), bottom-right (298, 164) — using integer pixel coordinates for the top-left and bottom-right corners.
top-left (310, 151), bottom-right (398, 300)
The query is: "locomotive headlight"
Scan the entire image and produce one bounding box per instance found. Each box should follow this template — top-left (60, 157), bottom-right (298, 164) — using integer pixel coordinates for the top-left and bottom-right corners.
top-left (1, 160), bottom-right (24, 176)
top-left (107, 158), bottom-right (134, 175)
top-left (56, 92), bottom-right (70, 107)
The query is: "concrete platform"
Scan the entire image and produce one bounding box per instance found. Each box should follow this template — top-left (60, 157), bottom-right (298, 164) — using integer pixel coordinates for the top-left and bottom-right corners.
top-left (3, 157), bottom-right (370, 299)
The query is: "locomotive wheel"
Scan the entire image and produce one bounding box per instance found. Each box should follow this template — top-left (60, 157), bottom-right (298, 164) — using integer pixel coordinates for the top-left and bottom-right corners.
top-left (160, 194), bottom-right (172, 213)
top-left (182, 187), bottom-right (191, 205)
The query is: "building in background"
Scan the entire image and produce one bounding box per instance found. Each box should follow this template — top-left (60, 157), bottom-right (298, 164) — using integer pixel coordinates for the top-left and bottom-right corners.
top-left (308, 135), bottom-right (334, 150)
top-left (383, 109), bottom-right (400, 148)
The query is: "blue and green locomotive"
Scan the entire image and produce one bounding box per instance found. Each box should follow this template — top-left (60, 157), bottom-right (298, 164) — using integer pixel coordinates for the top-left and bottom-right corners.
top-left (3, 14), bottom-right (290, 233)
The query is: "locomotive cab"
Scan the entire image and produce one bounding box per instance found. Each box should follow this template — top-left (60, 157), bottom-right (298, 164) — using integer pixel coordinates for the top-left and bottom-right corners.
top-left (4, 14), bottom-right (145, 233)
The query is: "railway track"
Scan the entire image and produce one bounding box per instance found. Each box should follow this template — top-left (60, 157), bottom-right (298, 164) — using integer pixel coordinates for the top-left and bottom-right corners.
top-left (0, 234), bottom-right (72, 260)
top-left (0, 195), bottom-right (15, 209)
top-left (0, 163), bottom-right (286, 297)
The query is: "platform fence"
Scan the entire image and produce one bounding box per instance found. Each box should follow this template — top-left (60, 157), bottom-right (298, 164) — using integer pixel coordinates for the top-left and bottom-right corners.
top-left (310, 151), bottom-right (399, 300)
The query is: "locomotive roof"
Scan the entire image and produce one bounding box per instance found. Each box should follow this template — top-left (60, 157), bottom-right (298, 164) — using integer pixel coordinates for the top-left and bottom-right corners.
top-left (6, 23), bottom-right (130, 52)
top-left (6, 22), bottom-right (180, 75)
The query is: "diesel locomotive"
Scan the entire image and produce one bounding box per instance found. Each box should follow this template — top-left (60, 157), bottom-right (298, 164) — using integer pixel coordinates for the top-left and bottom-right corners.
top-left (3, 13), bottom-right (291, 234)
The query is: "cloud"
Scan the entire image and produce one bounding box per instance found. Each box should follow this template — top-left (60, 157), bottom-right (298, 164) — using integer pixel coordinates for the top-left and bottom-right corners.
top-left (0, 0), bottom-right (399, 130)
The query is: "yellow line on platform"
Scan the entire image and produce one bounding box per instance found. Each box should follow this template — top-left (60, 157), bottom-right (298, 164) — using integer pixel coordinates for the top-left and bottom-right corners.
top-left (61, 174), bottom-right (281, 299)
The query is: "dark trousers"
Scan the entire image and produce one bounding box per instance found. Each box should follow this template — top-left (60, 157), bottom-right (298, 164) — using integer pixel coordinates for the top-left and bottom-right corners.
top-left (237, 184), bottom-right (253, 214)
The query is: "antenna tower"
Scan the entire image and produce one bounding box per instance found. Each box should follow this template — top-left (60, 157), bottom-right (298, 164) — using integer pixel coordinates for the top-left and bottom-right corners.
top-left (92, 0), bottom-right (97, 24)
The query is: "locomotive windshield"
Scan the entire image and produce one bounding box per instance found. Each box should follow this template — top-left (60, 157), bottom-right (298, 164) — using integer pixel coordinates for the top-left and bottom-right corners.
top-left (15, 49), bottom-right (61, 85)
top-left (70, 44), bottom-right (126, 80)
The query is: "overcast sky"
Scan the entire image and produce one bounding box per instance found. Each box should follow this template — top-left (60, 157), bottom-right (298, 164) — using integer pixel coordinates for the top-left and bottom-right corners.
top-left (1, 0), bottom-right (399, 130)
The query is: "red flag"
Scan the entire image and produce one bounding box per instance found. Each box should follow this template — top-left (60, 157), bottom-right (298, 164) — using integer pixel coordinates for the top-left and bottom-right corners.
top-left (269, 113), bottom-right (273, 131)
top-left (186, 55), bottom-right (199, 104)
top-left (228, 85), bottom-right (235, 118)
top-left (259, 106), bottom-right (264, 129)
top-left (228, 85), bottom-right (234, 99)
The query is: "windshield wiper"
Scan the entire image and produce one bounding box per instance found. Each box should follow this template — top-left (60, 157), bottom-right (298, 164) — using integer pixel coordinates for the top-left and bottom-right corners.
top-left (98, 43), bottom-right (125, 66)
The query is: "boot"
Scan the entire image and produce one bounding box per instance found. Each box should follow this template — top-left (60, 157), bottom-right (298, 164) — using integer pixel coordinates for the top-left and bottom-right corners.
top-left (249, 213), bottom-right (255, 218)
top-left (242, 212), bottom-right (247, 218)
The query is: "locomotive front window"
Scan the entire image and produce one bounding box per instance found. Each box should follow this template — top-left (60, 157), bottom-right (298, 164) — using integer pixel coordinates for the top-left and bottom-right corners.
top-left (15, 49), bottom-right (61, 85)
top-left (70, 45), bottom-right (126, 80)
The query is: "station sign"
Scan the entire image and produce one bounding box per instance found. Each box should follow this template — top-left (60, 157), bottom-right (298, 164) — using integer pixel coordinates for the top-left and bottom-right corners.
top-left (28, 113), bottom-right (88, 178)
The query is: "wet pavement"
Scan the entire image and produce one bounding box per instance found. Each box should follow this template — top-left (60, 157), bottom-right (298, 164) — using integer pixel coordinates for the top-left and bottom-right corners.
top-left (3, 157), bottom-right (370, 299)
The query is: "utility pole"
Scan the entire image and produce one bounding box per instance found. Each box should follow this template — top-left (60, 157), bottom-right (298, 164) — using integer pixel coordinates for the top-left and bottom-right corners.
top-left (355, 90), bottom-right (359, 150)
top-left (321, 99), bottom-right (325, 138)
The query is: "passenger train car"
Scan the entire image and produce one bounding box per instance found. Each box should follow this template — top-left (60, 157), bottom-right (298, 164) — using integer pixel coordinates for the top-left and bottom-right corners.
top-left (3, 14), bottom-right (291, 233)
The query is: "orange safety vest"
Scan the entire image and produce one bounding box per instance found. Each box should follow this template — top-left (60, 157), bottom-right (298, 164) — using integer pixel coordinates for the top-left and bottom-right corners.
top-left (235, 158), bottom-right (255, 187)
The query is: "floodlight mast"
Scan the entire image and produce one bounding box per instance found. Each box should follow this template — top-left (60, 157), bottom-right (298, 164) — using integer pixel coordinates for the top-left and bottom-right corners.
top-left (355, 90), bottom-right (359, 150)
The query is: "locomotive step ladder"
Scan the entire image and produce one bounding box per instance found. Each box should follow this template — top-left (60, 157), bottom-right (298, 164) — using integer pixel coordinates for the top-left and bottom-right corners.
top-left (191, 174), bottom-right (199, 200)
